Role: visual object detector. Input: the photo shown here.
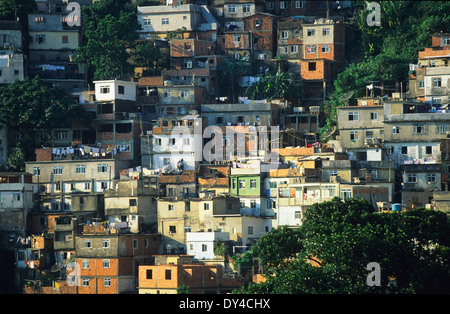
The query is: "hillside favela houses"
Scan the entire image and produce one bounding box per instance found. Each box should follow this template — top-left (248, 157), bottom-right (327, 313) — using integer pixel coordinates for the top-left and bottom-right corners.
top-left (0, 0), bottom-right (448, 295)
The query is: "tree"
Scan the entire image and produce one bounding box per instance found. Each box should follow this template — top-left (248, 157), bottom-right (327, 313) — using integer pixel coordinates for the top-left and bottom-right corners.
top-left (236, 198), bottom-right (450, 294)
top-left (217, 57), bottom-right (250, 102)
top-left (76, 0), bottom-right (141, 80)
top-left (244, 68), bottom-right (303, 102)
top-left (0, 0), bottom-right (36, 21)
top-left (0, 76), bottom-right (90, 162)
top-left (129, 40), bottom-right (167, 75)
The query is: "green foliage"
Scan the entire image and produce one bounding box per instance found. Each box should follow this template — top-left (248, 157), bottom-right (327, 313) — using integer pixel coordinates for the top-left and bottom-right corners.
top-left (236, 198), bottom-right (450, 294)
top-left (177, 285), bottom-right (190, 294)
top-left (6, 148), bottom-right (25, 172)
top-left (244, 68), bottom-right (303, 102)
top-left (76, 0), bottom-right (141, 80)
top-left (130, 40), bottom-right (167, 74)
top-left (0, 0), bottom-right (36, 20)
top-left (217, 57), bottom-right (250, 102)
top-left (0, 76), bottom-right (90, 161)
top-left (232, 251), bottom-right (253, 273)
top-left (321, 1), bottom-right (450, 141)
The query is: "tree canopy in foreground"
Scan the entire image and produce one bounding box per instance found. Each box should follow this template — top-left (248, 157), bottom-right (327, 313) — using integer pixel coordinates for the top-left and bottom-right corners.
top-left (236, 198), bottom-right (450, 294)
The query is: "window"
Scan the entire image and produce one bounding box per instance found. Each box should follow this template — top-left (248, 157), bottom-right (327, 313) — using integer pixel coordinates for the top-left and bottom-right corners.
top-left (228, 5), bottom-right (236, 14)
top-left (165, 269), bottom-right (172, 280)
top-left (350, 131), bottom-right (359, 141)
top-left (340, 188), bottom-right (352, 199)
top-left (425, 146), bottom-right (432, 155)
top-left (163, 158), bottom-right (170, 166)
top-left (254, 19), bottom-right (261, 27)
top-left (240, 201), bottom-right (245, 208)
top-left (181, 90), bottom-right (189, 98)
top-left (250, 179), bottom-right (257, 189)
top-left (184, 60), bottom-right (192, 68)
top-left (407, 173), bottom-right (417, 183)
top-left (104, 278), bottom-right (111, 287)
top-left (281, 31), bottom-right (288, 39)
top-left (248, 226), bottom-right (254, 235)
top-left (102, 259), bottom-right (110, 268)
top-left (432, 77), bottom-right (442, 87)
top-left (307, 29), bottom-right (315, 36)
top-left (295, 1), bottom-right (303, 8)
top-left (233, 34), bottom-right (241, 42)
top-left (98, 164), bottom-right (108, 173)
top-left (101, 182), bottom-right (108, 190)
top-left (33, 167), bottom-right (40, 176)
top-left (419, 80), bottom-right (425, 88)
top-left (169, 226), bottom-right (176, 234)
top-left (427, 173), bottom-right (436, 183)
top-left (76, 165), bottom-right (86, 174)
top-left (329, 170), bottom-right (338, 176)
top-left (100, 86), bottom-right (110, 94)
top-left (307, 45), bottom-right (316, 53)
top-left (36, 35), bottom-right (45, 44)
top-left (118, 85), bottom-right (125, 94)
top-left (102, 239), bottom-right (110, 248)
top-left (250, 200), bottom-right (256, 208)
top-left (164, 91), bottom-right (171, 98)
top-left (366, 131), bottom-right (374, 139)
top-left (402, 146), bottom-right (408, 155)
top-left (392, 126), bottom-right (400, 134)
top-left (367, 169), bottom-right (377, 179)
top-left (143, 18), bottom-right (151, 26)
top-left (370, 112), bottom-right (378, 120)
top-left (202, 244), bottom-right (208, 252)
top-left (414, 124), bottom-right (425, 134)
top-left (442, 37), bottom-right (450, 45)
top-left (169, 138), bottom-right (176, 146)
top-left (82, 278), bottom-right (89, 287)
top-left (82, 260), bottom-right (90, 269)
top-left (62, 35), bottom-right (68, 43)
top-left (53, 166), bottom-right (63, 175)
top-left (280, 1), bottom-right (286, 9)
top-left (348, 112), bottom-right (359, 121)
top-left (308, 62), bottom-right (316, 71)
top-left (129, 199), bottom-right (137, 206)
top-left (239, 180), bottom-right (245, 188)
top-left (290, 45), bottom-right (298, 53)
top-left (321, 45), bottom-right (330, 53)
top-left (133, 239), bottom-right (138, 249)
top-left (162, 18), bottom-right (169, 25)
top-left (243, 4), bottom-right (251, 13)
top-left (168, 204), bottom-right (174, 211)
top-left (266, 2), bottom-right (274, 10)
top-left (437, 124), bottom-right (449, 134)
top-left (295, 211), bottom-right (301, 219)
top-left (204, 203), bottom-right (210, 210)
top-left (146, 269), bottom-right (153, 279)
top-left (55, 131), bottom-right (68, 140)
top-left (85, 240), bottom-right (92, 248)
top-left (85, 182), bottom-right (90, 190)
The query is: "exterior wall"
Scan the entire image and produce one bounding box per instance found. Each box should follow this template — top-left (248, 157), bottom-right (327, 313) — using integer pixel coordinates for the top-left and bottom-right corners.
top-left (0, 51), bottom-right (25, 84)
top-left (94, 80), bottom-right (137, 102)
top-left (29, 31), bottom-right (79, 50)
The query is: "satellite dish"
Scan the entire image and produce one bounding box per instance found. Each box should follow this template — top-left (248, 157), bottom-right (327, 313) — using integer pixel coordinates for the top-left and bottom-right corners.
top-left (339, 91), bottom-right (354, 101)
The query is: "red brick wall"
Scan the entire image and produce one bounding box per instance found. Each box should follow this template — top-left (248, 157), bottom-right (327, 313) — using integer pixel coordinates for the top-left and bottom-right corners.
top-left (35, 148), bottom-right (52, 161)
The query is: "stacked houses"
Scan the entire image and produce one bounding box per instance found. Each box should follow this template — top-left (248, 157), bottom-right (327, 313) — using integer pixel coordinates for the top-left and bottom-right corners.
top-left (0, 0), bottom-right (448, 294)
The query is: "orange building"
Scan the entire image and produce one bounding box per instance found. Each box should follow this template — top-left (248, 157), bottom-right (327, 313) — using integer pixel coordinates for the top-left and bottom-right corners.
top-left (138, 255), bottom-right (245, 294)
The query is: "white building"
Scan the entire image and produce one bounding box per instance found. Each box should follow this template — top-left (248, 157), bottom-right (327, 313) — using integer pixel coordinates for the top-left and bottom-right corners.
top-left (186, 231), bottom-right (229, 260)
top-left (93, 79), bottom-right (137, 102)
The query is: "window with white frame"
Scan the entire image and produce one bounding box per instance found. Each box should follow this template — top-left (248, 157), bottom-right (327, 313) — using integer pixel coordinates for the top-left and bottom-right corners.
top-left (162, 18), bottom-right (169, 25)
top-left (228, 5), bottom-right (236, 14)
top-left (427, 173), bottom-right (436, 183)
top-left (103, 259), bottom-right (110, 268)
top-left (85, 240), bottom-right (92, 248)
top-left (82, 260), bottom-right (89, 268)
top-left (437, 124), bottom-right (448, 134)
top-left (98, 164), bottom-right (108, 173)
top-left (53, 166), bottom-right (63, 175)
top-left (407, 173), bottom-right (417, 183)
top-left (76, 165), bottom-right (86, 174)
top-left (243, 4), bottom-right (251, 13)
top-left (433, 77), bottom-right (442, 87)
top-left (104, 278), bottom-right (111, 287)
top-left (295, 1), bottom-right (303, 8)
top-left (164, 90), bottom-right (171, 98)
top-left (143, 18), bottom-right (151, 26)
top-left (414, 124), bottom-right (425, 134)
top-left (280, 1), bottom-right (286, 9)
top-left (370, 112), bottom-right (378, 120)
top-left (350, 131), bottom-right (359, 141)
top-left (102, 239), bottom-right (110, 248)
top-left (82, 278), bottom-right (89, 287)
top-left (290, 45), bottom-right (298, 53)
top-left (100, 85), bottom-right (110, 94)
top-left (321, 45), bottom-right (330, 53)
top-left (181, 90), bottom-right (189, 98)
top-left (233, 34), bottom-right (241, 42)
top-left (322, 28), bottom-right (331, 36)
top-left (307, 29), bottom-right (315, 36)
top-left (307, 45), bottom-right (316, 53)
top-left (348, 112), bottom-right (359, 121)
top-left (55, 131), bottom-right (68, 139)
top-left (281, 30), bottom-right (288, 39)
